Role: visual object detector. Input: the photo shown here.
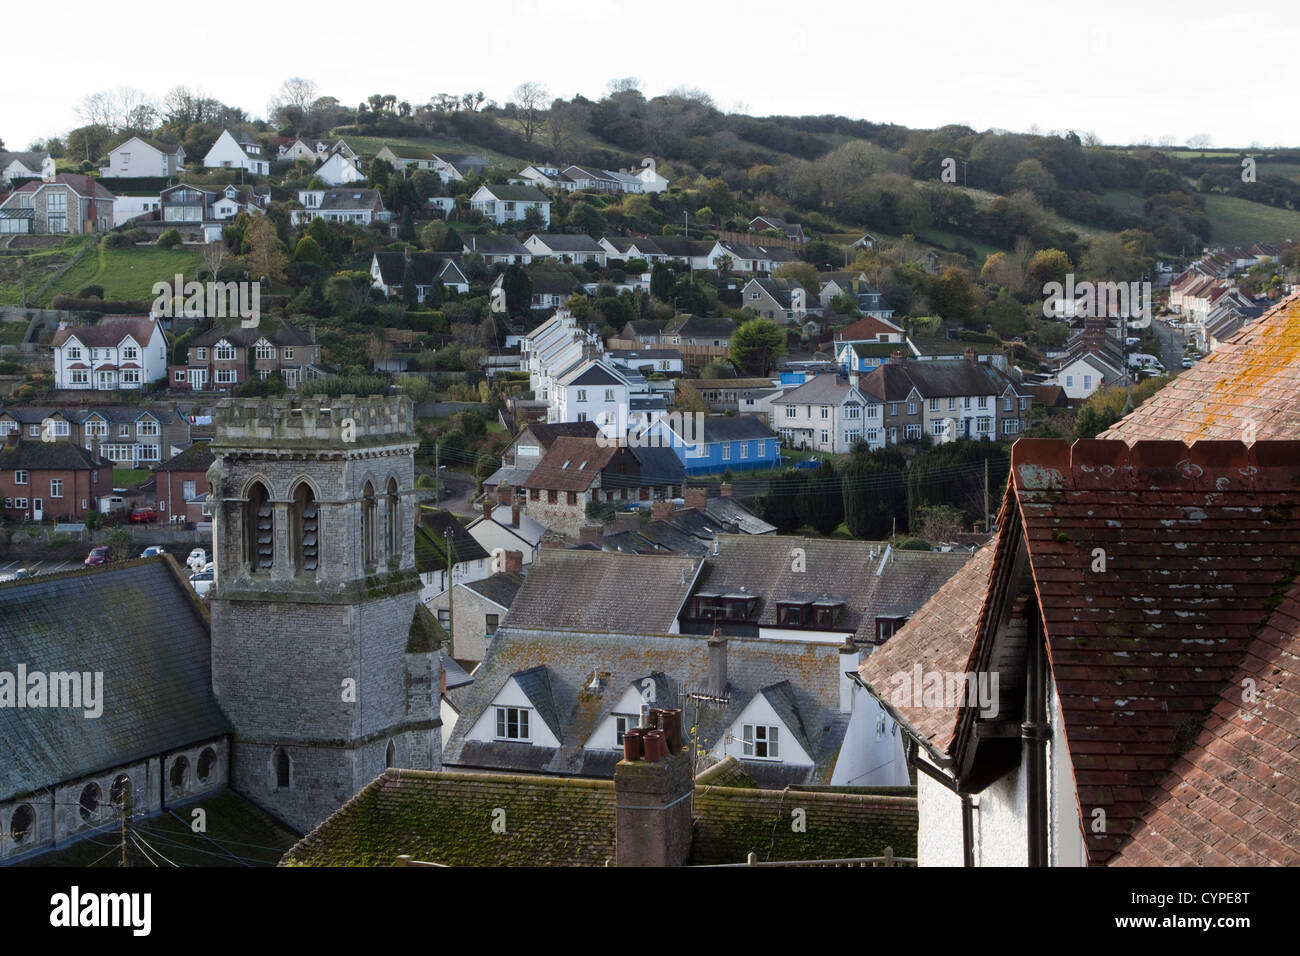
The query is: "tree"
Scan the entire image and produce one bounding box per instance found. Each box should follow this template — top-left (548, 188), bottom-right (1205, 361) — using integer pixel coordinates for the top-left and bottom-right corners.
top-left (759, 469), bottom-right (809, 533)
top-left (1026, 248), bottom-right (1073, 291)
top-left (509, 82), bottom-right (549, 143)
top-left (292, 236), bottom-right (323, 265)
top-left (929, 267), bottom-right (978, 323)
top-left (200, 240), bottom-right (230, 278)
top-left (401, 260), bottom-right (418, 308)
top-left (650, 262), bottom-right (675, 301)
top-left (671, 381), bottom-right (709, 414)
top-left (914, 503), bottom-right (967, 543)
top-left (842, 445), bottom-right (908, 540)
top-left (501, 264), bottom-right (532, 315)
top-left (796, 460), bottom-right (844, 535)
top-left (245, 215), bottom-right (287, 284)
top-left (773, 261), bottom-right (819, 289)
top-left (729, 319), bottom-right (786, 376)
top-left (399, 208), bottom-right (416, 242)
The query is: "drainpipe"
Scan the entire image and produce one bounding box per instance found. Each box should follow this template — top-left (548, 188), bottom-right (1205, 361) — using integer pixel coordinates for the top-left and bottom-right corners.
top-left (1023, 611), bottom-right (1050, 866)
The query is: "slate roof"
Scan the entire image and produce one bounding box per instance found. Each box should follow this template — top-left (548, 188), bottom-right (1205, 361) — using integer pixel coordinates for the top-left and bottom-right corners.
top-left (439, 651), bottom-right (475, 690)
top-left (694, 535), bottom-right (970, 637)
top-left (695, 415), bottom-right (776, 444)
top-left (1112, 576), bottom-right (1300, 866)
top-left (315, 188), bottom-right (382, 211)
top-left (191, 321), bottom-right (313, 349)
top-left (0, 150), bottom-right (51, 171)
top-left (415, 509), bottom-right (491, 571)
top-left (372, 251), bottom-right (463, 286)
top-left (704, 496), bottom-right (777, 535)
top-left (464, 234), bottom-right (530, 256)
top-left (480, 184), bottom-right (549, 202)
top-left (0, 559), bottom-right (230, 803)
top-left (463, 572), bottom-right (523, 609)
top-left (7, 173), bottom-right (115, 201)
top-left (469, 504), bottom-right (547, 548)
top-left (1100, 292), bottom-right (1300, 442)
top-left (857, 544), bottom-right (996, 757)
top-left (629, 444), bottom-right (685, 485)
top-left (281, 765), bottom-right (917, 866)
top-left (528, 233), bottom-right (603, 253)
top-left (512, 420), bottom-right (599, 453)
top-left (664, 315), bottom-right (735, 339)
top-left (154, 441), bottom-right (214, 473)
top-left (51, 315), bottom-right (157, 349)
top-left (771, 373), bottom-right (862, 406)
top-left (0, 441), bottom-right (110, 471)
top-left (441, 624), bottom-right (849, 786)
top-left (501, 549), bottom-right (701, 633)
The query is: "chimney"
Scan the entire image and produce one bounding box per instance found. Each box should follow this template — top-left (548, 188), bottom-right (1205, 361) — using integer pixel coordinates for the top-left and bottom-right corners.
top-left (719, 482), bottom-right (733, 498)
top-left (615, 707), bottom-right (692, 867)
top-left (511, 501), bottom-right (521, 527)
top-left (964, 347), bottom-right (976, 363)
top-left (496, 482), bottom-right (512, 504)
top-left (539, 539), bottom-right (565, 550)
top-left (578, 524), bottom-right (604, 547)
top-left (651, 500), bottom-right (674, 522)
top-left (504, 550), bottom-right (523, 576)
top-left (839, 639), bottom-right (860, 714)
top-left (614, 511), bottom-right (640, 534)
top-left (889, 350), bottom-right (904, 364)
top-left (482, 499), bottom-right (494, 521)
top-left (708, 630), bottom-right (727, 697)
top-left (683, 487), bottom-right (707, 511)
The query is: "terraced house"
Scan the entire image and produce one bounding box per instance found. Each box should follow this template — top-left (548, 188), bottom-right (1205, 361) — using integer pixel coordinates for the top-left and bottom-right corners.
top-left (0, 174), bottom-right (116, 235)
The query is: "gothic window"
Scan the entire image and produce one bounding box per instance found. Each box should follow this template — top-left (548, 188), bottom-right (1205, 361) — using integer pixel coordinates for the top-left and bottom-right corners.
top-left (275, 748), bottom-right (291, 789)
top-left (385, 739), bottom-right (396, 769)
top-left (110, 774), bottom-right (132, 807)
top-left (170, 756), bottom-right (189, 793)
top-left (291, 482), bottom-right (319, 574)
top-left (197, 747), bottom-right (217, 781)
top-left (362, 481), bottom-right (377, 570)
top-left (10, 804), bottom-right (34, 843)
top-left (385, 477), bottom-right (400, 564)
top-left (246, 481), bottom-right (274, 571)
top-left (79, 783), bottom-right (102, 822)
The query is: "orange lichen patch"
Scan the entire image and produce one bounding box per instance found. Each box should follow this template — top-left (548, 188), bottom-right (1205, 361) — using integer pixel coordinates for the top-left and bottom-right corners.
top-left (1102, 293), bottom-right (1300, 444)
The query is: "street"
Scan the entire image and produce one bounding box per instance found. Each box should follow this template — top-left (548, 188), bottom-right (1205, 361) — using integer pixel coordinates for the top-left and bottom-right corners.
top-left (1151, 317), bottom-right (1188, 375)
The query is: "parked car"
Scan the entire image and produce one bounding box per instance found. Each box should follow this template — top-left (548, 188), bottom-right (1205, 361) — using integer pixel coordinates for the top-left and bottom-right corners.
top-left (186, 548), bottom-right (210, 571)
top-left (130, 507), bottom-right (159, 523)
top-left (1181, 358), bottom-right (1194, 369)
top-left (84, 546), bottom-right (111, 567)
top-left (140, 546), bottom-right (167, 558)
top-left (189, 567), bottom-right (215, 597)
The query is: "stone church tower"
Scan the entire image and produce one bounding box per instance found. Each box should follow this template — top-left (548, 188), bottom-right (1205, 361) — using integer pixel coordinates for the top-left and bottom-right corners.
top-left (207, 395), bottom-right (441, 833)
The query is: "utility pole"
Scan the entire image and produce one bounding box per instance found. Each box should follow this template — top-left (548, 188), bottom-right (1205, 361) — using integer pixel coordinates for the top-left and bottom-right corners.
top-left (444, 529), bottom-right (454, 648)
top-left (434, 443), bottom-right (440, 502)
top-left (119, 786), bottom-right (132, 867)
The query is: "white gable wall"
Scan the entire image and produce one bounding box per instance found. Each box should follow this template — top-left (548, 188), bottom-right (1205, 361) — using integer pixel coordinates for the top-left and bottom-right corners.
top-left (464, 676), bottom-right (562, 747)
top-left (831, 686), bottom-right (910, 786)
top-left (714, 693), bottom-right (812, 767)
top-left (583, 685), bottom-right (647, 751)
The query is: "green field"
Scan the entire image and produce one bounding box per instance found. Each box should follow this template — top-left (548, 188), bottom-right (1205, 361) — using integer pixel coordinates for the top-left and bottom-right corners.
top-left (1201, 193), bottom-right (1300, 246)
top-left (340, 132), bottom-right (523, 167)
top-left (0, 239), bottom-right (85, 305)
top-left (40, 241), bottom-right (199, 305)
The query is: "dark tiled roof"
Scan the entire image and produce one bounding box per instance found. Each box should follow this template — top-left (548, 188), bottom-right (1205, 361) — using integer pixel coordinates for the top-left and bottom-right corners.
top-left (464, 234), bottom-right (530, 255)
top-left (416, 509), bottom-right (491, 571)
top-left (51, 316), bottom-right (157, 349)
top-left (512, 665), bottom-right (563, 740)
top-left (704, 496), bottom-right (776, 534)
top-left (316, 189), bottom-right (382, 211)
top-left (481, 184), bottom-right (548, 202)
top-left (191, 321), bottom-right (312, 349)
top-left (501, 550), bottom-right (700, 633)
top-left (528, 233), bottom-right (603, 253)
top-left (698, 415), bottom-right (777, 444)
top-left (372, 251), bottom-right (463, 286)
top-left (664, 315), bottom-right (735, 339)
top-left (1101, 293), bottom-right (1300, 442)
top-left (463, 572), bottom-right (523, 609)
top-left (629, 444), bottom-right (685, 485)
top-left (155, 441), bottom-right (214, 473)
top-left (439, 651), bottom-right (474, 690)
top-left (1112, 577), bottom-right (1300, 867)
top-left (0, 559), bottom-right (229, 802)
top-left (0, 441), bottom-right (109, 471)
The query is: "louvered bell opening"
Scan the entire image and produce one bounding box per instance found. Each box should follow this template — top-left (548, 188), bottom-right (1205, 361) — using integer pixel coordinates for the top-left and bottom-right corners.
top-left (304, 503), bottom-right (318, 520)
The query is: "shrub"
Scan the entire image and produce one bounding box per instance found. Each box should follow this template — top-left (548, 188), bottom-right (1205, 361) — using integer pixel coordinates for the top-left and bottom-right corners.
top-left (102, 232), bottom-right (135, 249)
top-left (895, 536), bottom-right (931, 551)
top-left (78, 285), bottom-right (105, 299)
top-left (157, 228), bottom-right (183, 249)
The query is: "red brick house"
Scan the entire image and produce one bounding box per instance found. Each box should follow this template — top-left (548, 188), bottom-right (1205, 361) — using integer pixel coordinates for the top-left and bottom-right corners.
top-left (153, 442), bottom-right (215, 524)
top-left (0, 436), bottom-right (112, 522)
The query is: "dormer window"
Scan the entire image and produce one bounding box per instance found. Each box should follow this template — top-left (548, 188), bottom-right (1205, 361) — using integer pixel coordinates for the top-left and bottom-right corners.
top-left (875, 615), bottom-right (908, 645)
top-left (742, 724), bottom-right (779, 760)
top-left (776, 601), bottom-right (811, 627)
top-left (495, 706), bottom-right (530, 741)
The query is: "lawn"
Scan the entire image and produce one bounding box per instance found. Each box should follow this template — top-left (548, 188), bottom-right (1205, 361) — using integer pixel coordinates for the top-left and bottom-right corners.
top-left (112, 468), bottom-right (152, 485)
top-left (1201, 193), bottom-right (1300, 246)
top-left (0, 239), bottom-right (85, 306)
top-left (40, 241), bottom-right (199, 305)
top-left (338, 132), bottom-right (523, 167)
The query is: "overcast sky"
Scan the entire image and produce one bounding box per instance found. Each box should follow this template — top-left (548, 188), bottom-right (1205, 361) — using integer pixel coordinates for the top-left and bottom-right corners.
top-left (6, 0), bottom-right (1291, 152)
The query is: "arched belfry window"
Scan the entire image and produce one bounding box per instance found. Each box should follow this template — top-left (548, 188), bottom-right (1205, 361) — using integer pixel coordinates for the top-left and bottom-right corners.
top-left (385, 739), bottom-right (396, 769)
top-left (291, 482), bottom-right (319, 574)
top-left (385, 477), bottom-right (400, 564)
top-left (246, 481), bottom-right (274, 572)
top-left (275, 748), bottom-right (291, 789)
top-left (362, 481), bottom-right (377, 570)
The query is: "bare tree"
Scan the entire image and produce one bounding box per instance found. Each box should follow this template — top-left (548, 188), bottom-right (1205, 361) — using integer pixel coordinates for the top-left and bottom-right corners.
top-left (509, 82), bottom-right (548, 144)
top-left (460, 91), bottom-right (485, 112)
top-left (77, 91), bottom-right (117, 129)
top-left (606, 77), bottom-right (640, 95)
top-left (200, 241), bottom-right (229, 279)
top-left (545, 100), bottom-right (577, 156)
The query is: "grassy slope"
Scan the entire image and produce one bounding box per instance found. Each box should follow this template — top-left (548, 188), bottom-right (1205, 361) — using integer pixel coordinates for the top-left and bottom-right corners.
top-left (0, 241), bottom-right (82, 305)
top-left (1201, 193), bottom-right (1300, 246)
top-left (41, 243), bottom-right (199, 305)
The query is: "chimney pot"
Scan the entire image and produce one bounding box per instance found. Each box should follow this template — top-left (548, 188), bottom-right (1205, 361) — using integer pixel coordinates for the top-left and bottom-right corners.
top-left (643, 731), bottom-right (666, 763)
top-left (482, 499), bottom-right (493, 521)
top-left (889, 350), bottom-right (904, 365)
top-left (719, 482), bottom-right (733, 498)
top-left (623, 728), bottom-right (645, 762)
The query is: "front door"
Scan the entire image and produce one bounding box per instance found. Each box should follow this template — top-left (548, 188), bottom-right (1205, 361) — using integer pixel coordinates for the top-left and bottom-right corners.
top-left (32, 498), bottom-right (43, 521)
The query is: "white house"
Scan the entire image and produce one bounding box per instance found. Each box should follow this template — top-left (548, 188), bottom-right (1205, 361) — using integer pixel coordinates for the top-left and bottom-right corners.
top-left (634, 158), bottom-right (669, 193)
top-left (466, 503), bottom-right (544, 567)
top-left (202, 129), bottom-right (269, 176)
top-left (770, 372), bottom-right (883, 453)
top-left (100, 137), bottom-right (185, 178)
top-left (0, 150), bottom-right (55, 186)
top-left (50, 316), bottom-right (168, 391)
top-left (469, 184), bottom-right (551, 226)
top-left (370, 251), bottom-right (470, 300)
top-left (1054, 352), bottom-right (1125, 400)
top-left (523, 233), bottom-right (606, 265)
top-left (312, 152), bottom-right (364, 186)
top-left (291, 188), bottom-right (388, 226)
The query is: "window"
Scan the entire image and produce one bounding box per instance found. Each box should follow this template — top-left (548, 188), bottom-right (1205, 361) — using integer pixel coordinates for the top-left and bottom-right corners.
top-left (15, 498), bottom-right (27, 509)
top-left (614, 715), bottom-right (633, 747)
top-left (50, 479), bottom-right (63, 498)
top-left (66, 346), bottom-right (81, 360)
top-left (486, 614), bottom-right (499, 638)
top-left (255, 343), bottom-right (276, 360)
top-left (9, 804), bottom-right (35, 843)
top-left (495, 706), bottom-right (530, 741)
top-left (931, 420), bottom-right (946, 436)
top-left (15, 470), bottom-right (28, 484)
top-left (362, 481), bottom-right (377, 570)
top-left (866, 428), bottom-right (880, 443)
top-left (978, 396), bottom-right (988, 409)
top-left (742, 724), bottom-right (780, 760)
top-left (79, 783), bottom-right (101, 822)
top-left (275, 748), bottom-right (291, 789)
top-left (820, 405), bottom-right (829, 419)
top-left (216, 369), bottom-right (237, 384)
top-left (977, 416), bottom-right (992, 434)
top-left (548, 489), bottom-right (558, 504)
top-left (291, 482), bottom-right (320, 574)
top-left (1083, 375), bottom-right (1092, 390)
top-left (197, 747), bottom-right (216, 781)
top-left (118, 425), bottom-right (130, 438)
top-left (889, 403), bottom-right (898, 416)
top-left (844, 404), bottom-right (860, 419)
top-left (905, 424), bottom-right (921, 440)
top-left (566, 491), bottom-right (577, 505)
top-left (739, 442), bottom-right (748, 459)
top-left (28, 425), bottom-right (39, 437)
top-left (85, 421), bottom-right (106, 437)
top-left (110, 775), bottom-right (132, 807)
top-left (575, 389), bottom-right (588, 402)
top-left (170, 756), bottom-right (189, 793)
top-left (820, 430), bottom-right (829, 444)
top-left (948, 397), bottom-right (957, 410)
top-left (137, 420), bottom-right (159, 436)
top-left (284, 348), bottom-right (294, 360)
top-left (215, 344), bottom-right (236, 361)
top-left (722, 444), bottom-right (731, 461)
top-left (604, 389), bottom-right (614, 401)
top-left (182, 480), bottom-right (197, 500)
top-left (0, 421), bottom-right (14, 436)
top-left (247, 481), bottom-right (274, 571)
top-left (1065, 375), bottom-right (1074, 388)
top-left (907, 401), bottom-right (917, 415)
top-left (963, 397), bottom-right (972, 409)
top-left (785, 405), bottom-right (795, 418)
top-left (1003, 419), bottom-right (1021, 435)
top-left (929, 398), bottom-right (939, 411)
top-left (70, 370), bottom-right (89, 385)
top-left (122, 347), bottom-right (138, 361)
top-left (197, 348), bottom-right (208, 360)
top-left (385, 478), bottom-right (400, 564)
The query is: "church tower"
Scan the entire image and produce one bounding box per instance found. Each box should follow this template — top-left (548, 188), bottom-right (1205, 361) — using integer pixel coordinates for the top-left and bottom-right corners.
top-left (207, 395), bottom-right (441, 832)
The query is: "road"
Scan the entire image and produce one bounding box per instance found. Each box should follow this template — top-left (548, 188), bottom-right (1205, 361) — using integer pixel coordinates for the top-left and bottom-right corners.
top-left (1151, 317), bottom-right (1188, 375)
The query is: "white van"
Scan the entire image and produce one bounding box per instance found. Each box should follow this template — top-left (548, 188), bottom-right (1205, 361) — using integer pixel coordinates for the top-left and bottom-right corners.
top-left (1127, 353), bottom-right (1164, 371)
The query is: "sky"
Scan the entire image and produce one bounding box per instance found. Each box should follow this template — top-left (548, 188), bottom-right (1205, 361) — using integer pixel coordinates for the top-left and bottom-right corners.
top-left (5, 0), bottom-right (1293, 152)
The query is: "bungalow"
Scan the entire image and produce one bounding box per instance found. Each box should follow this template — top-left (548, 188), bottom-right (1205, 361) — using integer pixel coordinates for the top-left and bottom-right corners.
top-left (463, 234), bottom-right (532, 266)
top-left (51, 315), bottom-right (168, 392)
top-left (491, 270), bottom-right (577, 309)
top-left (651, 414), bottom-right (780, 475)
top-left (523, 233), bottom-right (606, 266)
top-left (374, 145), bottom-right (438, 172)
top-left (202, 129), bottom-right (269, 175)
top-left (704, 240), bottom-right (798, 274)
top-left (0, 175), bottom-right (116, 235)
top-left (469, 184), bottom-right (551, 227)
top-left (0, 150), bottom-right (55, 186)
top-left (291, 188), bottom-right (388, 226)
top-left (100, 137), bottom-right (185, 178)
top-left (371, 251), bottom-right (470, 301)
top-left (749, 215), bottom-right (805, 243)
top-left (1054, 352), bottom-right (1127, 400)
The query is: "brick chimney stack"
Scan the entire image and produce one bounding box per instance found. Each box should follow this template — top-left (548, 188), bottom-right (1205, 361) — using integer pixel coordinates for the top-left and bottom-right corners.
top-left (614, 511), bottom-right (640, 534)
top-left (964, 347), bottom-right (976, 363)
top-left (482, 499), bottom-right (493, 521)
top-left (504, 550), bottom-right (523, 576)
top-left (578, 524), bottom-right (604, 547)
top-left (719, 482), bottom-right (733, 498)
top-left (511, 500), bottom-right (521, 527)
top-left (615, 707), bottom-right (692, 867)
top-left (683, 487), bottom-right (707, 511)
top-left (889, 350), bottom-right (904, 365)
top-left (651, 500), bottom-right (674, 521)
top-left (708, 630), bottom-right (727, 697)
top-left (496, 482), bottom-right (512, 504)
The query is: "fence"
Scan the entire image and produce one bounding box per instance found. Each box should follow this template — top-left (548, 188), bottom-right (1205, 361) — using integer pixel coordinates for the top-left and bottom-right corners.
top-left (699, 847), bottom-right (916, 867)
